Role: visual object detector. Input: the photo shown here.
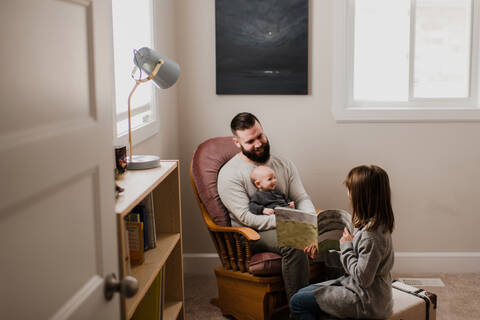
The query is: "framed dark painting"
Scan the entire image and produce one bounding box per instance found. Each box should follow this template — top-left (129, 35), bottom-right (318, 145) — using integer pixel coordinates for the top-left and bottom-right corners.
top-left (215, 0), bottom-right (308, 95)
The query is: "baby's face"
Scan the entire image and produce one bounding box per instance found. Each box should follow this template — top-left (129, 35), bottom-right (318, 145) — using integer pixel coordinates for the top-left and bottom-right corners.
top-left (256, 168), bottom-right (277, 191)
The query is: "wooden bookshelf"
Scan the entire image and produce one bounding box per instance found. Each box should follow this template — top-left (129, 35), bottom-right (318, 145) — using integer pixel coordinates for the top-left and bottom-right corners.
top-left (115, 160), bottom-right (184, 320)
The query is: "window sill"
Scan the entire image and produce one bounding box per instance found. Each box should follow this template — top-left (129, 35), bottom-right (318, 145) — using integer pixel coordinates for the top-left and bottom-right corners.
top-left (331, 106), bottom-right (480, 123)
top-left (114, 120), bottom-right (159, 147)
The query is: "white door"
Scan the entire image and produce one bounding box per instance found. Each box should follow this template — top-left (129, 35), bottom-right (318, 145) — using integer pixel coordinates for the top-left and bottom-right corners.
top-left (0, 0), bottom-right (120, 319)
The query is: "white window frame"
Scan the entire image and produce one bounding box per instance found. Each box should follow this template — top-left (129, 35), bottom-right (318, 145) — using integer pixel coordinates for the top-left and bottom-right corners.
top-left (332, 0), bottom-right (480, 122)
top-left (112, 0), bottom-right (159, 146)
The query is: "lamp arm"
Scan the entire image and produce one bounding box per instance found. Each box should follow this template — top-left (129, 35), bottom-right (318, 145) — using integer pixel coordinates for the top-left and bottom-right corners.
top-left (127, 81), bottom-right (141, 161)
top-left (137, 59), bottom-right (164, 83)
top-left (127, 59), bottom-right (164, 161)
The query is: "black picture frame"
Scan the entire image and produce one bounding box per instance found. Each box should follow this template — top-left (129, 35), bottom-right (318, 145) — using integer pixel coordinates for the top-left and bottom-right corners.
top-left (215, 0), bottom-right (308, 95)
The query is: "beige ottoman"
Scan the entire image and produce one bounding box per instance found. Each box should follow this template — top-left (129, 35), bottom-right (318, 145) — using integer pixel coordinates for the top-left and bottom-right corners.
top-left (389, 280), bottom-right (437, 320)
top-left (315, 280), bottom-right (438, 320)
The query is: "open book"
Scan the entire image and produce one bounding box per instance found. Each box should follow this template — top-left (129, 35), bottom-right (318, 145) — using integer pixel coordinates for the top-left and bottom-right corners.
top-left (275, 207), bottom-right (352, 251)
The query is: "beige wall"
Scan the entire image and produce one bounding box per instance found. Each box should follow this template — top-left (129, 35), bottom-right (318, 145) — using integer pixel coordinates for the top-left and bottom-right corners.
top-left (133, 0), bottom-right (180, 159)
top-left (172, 0), bottom-right (480, 257)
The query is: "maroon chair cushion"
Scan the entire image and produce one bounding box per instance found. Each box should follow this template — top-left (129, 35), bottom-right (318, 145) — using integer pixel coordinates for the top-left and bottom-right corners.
top-left (192, 137), bottom-right (283, 276)
top-left (249, 252), bottom-right (282, 276)
top-left (192, 137), bottom-right (240, 226)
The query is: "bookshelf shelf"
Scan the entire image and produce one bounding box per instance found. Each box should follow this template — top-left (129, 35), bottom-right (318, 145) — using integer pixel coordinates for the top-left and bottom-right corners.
top-left (115, 161), bottom-right (184, 320)
top-left (126, 233), bottom-right (180, 319)
top-left (115, 161), bottom-right (177, 217)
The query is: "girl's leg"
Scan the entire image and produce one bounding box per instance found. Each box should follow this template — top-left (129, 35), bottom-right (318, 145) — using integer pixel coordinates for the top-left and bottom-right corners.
top-left (289, 285), bottom-right (322, 320)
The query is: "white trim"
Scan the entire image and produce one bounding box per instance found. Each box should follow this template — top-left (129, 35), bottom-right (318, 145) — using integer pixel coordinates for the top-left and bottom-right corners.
top-left (408, 0), bottom-right (416, 101)
top-left (332, 0), bottom-right (480, 122)
top-left (114, 119), bottom-right (158, 147)
top-left (183, 253), bottom-right (220, 275)
top-left (183, 253), bottom-right (220, 258)
top-left (393, 252), bottom-right (480, 273)
top-left (112, 0), bottom-right (159, 147)
top-left (332, 107), bottom-right (480, 122)
top-left (470, 0), bottom-right (480, 102)
top-left (183, 252), bottom-right (480, 275)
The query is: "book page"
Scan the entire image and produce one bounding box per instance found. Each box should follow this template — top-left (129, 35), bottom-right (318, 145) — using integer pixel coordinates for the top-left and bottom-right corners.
top-left (275, 207), bottom-right (318, 250)
top-left (317, 209), bottom-right (352, 252)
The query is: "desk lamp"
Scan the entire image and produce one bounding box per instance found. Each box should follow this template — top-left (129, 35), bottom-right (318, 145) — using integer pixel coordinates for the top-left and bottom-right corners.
top-left (127, 47), bottom-right (180, 170)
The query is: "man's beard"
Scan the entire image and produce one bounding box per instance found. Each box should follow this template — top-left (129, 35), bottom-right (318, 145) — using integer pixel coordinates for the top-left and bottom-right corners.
top-left (241, 139), bottom-right (270, 163)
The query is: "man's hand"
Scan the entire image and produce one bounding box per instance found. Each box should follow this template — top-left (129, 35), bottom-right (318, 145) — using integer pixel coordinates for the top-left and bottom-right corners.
top-left (288, 201), bottom-right (295, 208)
top-left (304, 243), bottom-right (317, 259)
top-left (263, 208), bottom-right (275, 215)
top-left (340, 227), bottom-right (354, 244)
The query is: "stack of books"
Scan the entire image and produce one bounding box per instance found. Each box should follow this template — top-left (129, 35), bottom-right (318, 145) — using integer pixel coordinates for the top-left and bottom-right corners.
top-left (125, 194), bottom-right (157, 266)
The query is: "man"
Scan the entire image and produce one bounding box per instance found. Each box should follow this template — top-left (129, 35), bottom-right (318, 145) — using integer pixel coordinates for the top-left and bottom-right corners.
top-left (218, 112), bottom-right (316, 301)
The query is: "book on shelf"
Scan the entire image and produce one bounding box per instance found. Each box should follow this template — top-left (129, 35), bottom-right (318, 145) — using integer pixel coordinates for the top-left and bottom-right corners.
top-left (125, 213), bottom-right (144, 265)
top-left (143, 193), bottom-right (157, 249)
top-left (130, 194), bottom-right (157, 252)
top-left (275, 207), bottom-right (352, 252)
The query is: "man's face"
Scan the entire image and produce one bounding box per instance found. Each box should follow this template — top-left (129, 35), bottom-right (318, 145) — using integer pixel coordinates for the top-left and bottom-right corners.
top-left (233, 121), bottom-right (270, 163)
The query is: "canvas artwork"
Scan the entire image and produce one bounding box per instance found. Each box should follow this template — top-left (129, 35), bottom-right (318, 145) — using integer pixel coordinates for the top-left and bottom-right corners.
top-left (215, 0), bottom-right (308, 94)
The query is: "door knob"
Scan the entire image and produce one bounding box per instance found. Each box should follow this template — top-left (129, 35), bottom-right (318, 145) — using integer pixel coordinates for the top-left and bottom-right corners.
top-left (104, 273), bottom-right (138, 300)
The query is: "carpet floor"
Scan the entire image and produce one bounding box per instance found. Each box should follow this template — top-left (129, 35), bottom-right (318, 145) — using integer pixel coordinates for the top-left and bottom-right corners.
top-left (184, 272), bottom-right (480, 320)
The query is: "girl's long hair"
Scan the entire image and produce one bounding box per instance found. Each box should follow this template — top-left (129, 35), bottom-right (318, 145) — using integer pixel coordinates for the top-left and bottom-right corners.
top-left (344, 165), bottom-right (395, 233)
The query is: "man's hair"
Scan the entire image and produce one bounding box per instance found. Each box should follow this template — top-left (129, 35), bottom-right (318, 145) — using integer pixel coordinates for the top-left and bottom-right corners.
top-left (344, 165), bottom-right (395, 233)
top-left (230, 112), bottom-right (261, 135)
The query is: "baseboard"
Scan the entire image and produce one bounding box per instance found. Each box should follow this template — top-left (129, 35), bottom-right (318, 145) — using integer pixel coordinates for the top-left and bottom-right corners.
top-left (393, 252), bottom-right (480, 273)
top-left (183, 252), bottom-right (480, 275)
top-left (183, 253), bottom-right (221, 275)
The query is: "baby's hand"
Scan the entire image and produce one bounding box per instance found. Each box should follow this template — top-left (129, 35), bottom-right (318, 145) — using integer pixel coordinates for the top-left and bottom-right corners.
top-left (340, 227), bottom-right (354, 244)
top-left (304, 243), bottom-right (317, 259)
top-left (263, 208), bottom-right (275, 215)
top-left (288, 201), bottom-right (295, 208)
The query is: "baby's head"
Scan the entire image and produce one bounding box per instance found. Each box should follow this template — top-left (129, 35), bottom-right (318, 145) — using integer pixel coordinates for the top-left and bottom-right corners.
top-left (251, 166), bottom-right (277, 191)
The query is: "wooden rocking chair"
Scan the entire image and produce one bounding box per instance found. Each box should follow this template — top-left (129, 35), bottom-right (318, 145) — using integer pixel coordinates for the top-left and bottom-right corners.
top-left (190, 137), bottom-right (327, 320)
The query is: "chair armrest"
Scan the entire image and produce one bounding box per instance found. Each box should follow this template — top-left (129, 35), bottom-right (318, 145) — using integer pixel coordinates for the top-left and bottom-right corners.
top-left (200, 208), bottom-right (259, 272)
top-left (201, 208), bottom-right (260, 241)
top-left (212, 225), bottom-right (260, 241)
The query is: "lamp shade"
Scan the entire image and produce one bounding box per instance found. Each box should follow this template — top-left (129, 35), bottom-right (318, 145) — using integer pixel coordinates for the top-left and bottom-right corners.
top-left (133, 47), bottom-right (180, 89)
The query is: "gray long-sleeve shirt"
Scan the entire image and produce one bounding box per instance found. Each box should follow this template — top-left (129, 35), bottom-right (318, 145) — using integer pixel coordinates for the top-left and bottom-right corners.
top-left (217, 153), bottom-right (315, 230)
top-left (249, 189), bottom-right (291, 215)
top-left (315, 225), bottom-right (394, 319)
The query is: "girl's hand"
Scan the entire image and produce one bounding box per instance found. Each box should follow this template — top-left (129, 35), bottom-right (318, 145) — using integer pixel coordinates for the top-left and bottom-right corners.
top-left (288, 201), bottom-right (295, 208)
top-left (263, 208), bottom-right (275, 215)
top-left (339, 227), bottom-right (354, 244)
top-left (304, 243), bottom-right (317, 259)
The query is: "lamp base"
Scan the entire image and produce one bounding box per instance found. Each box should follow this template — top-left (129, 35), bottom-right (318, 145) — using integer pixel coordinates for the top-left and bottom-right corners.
top-left (127, 155), bottom-right (161, 170)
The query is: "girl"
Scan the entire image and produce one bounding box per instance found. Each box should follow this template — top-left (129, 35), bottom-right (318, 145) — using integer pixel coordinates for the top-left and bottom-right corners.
top-left (291, 165), bottom-right (395, 319)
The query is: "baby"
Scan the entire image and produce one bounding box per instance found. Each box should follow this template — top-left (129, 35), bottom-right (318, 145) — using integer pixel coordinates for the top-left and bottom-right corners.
top-left (249, 166), bottom-right (295, 215)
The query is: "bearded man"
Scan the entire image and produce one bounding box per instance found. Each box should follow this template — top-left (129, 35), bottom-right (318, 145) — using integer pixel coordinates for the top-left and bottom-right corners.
top-left (218, 112), bottom-right (315, 301)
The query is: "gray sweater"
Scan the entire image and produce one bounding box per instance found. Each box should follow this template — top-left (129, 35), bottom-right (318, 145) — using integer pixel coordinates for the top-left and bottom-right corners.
top-left (218, 153), bottom-right (315, 230)
top-left (249, 189), bottom-right (291, 215)
top-left (314, 225), bottom-right (394, 319)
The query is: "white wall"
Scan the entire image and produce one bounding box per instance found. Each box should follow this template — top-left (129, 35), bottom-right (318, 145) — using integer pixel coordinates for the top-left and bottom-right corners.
top-left (174, 0), bottom-right (480, 272)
